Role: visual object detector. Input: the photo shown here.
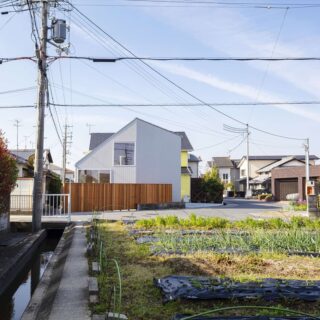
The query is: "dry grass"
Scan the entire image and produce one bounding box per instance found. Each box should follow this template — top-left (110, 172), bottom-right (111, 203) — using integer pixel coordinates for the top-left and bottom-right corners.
top-left (89, 221), bottom-right (320, 320)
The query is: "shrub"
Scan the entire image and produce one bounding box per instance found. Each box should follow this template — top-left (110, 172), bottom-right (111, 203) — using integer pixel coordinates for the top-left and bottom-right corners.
top-left (0, 131), bottom-right (18, 212)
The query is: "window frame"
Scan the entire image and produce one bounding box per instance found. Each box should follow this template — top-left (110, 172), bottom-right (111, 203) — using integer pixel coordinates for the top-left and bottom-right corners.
top-left (113, 141), bottom-right (136, 166)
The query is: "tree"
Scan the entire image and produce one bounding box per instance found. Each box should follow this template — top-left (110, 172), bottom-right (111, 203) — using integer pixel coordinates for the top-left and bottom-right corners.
top-left (203, 165), bottom-right (220, 182)
top-left (201, 167), bottom-right (224, 203)
top-left (0, 131), bottom-right (18, 228)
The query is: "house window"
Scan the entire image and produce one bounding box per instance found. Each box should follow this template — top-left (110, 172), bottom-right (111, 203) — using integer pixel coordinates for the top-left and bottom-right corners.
top-left (241, 169), bottom-right (246, 176)
top-left (222, 173), bottom-right (229, 181)
top-left (114, 143), bottom-right (135, 165)
top-left (78, 170), bottom-right (111, 183)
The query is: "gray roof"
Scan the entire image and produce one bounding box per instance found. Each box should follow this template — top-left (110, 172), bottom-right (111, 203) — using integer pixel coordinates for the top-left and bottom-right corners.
top-left (245, 155), bottom-right (319, 161)
top-left (212, 157), bottom-right (234, 168)
top-left (89, 130), bottom-right (193, 151)
top-left (174, 132), bottom-right (193, 151)
top-left (189, 154), bottom-right (201, 162)
top-left (89, 133), bottom-right (115, 150)
top-left (10, 149), bottom-right (53, 163)
top-left (181, 167), bottom-right (192, 175)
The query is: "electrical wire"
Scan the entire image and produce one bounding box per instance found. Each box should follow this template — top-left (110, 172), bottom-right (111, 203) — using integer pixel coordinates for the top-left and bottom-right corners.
top-left (48, 101), bottom-right (320, 107)
top-left (49, 55), bottom-right (320, 62)
top-left (249, 7), bottom-right (289, 122)
top-left (0, 86), bottom-right (36, 95)
top-left (70, 1), bottom-right (320, 9)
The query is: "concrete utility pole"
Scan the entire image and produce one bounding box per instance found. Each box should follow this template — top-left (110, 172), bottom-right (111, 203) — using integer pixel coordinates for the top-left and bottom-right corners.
top-left (246, 124), bottom-right (251, 198)
top-left (32, 0), bottom-right (48, 232)
top-left (62, 125), bottom-right (67, 185)
top-left (62, 123), bottom-right (73, 185)
top-left (13, 119), bottom-right (21, 150)
top-left (305, 138), bottom-right (310, 210)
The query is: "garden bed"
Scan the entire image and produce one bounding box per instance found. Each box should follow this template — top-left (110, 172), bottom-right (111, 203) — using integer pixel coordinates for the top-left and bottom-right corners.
top-left (88, 219), bottom-right (320, 320)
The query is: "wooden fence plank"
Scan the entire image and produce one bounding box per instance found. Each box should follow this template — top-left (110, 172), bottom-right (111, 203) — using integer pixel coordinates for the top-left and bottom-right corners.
top-left (63, 183), bottom-right (172, 212)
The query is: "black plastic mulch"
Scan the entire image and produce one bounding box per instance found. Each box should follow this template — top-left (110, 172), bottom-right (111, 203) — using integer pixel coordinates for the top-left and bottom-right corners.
top-left (154, 276), bottom-right (320, 303)
top-left (173, 316), bottom-right (316, 320)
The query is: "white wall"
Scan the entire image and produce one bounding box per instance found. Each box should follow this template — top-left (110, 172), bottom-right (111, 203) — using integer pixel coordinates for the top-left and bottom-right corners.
top-left (218, 168), bottom-right (231, 183)
top-left (76, 121), bottom-right (137, 183)
top-left (189, 162), bottom-right (199, 178)
top-left (135, 120), bottom-right (181, 202)
top-left (239, 160), bottom-right (274, 178)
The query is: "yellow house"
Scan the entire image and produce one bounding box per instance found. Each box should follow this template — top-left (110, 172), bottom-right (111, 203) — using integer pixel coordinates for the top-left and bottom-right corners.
top-left (174, 132), bottom-right (194, 201)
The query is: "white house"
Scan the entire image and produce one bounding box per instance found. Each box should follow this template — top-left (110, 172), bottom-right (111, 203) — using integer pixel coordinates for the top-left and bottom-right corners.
top-left (207, 156), bottom-right (239, 185)
top-left (75, 118), bottom-right (181, 201)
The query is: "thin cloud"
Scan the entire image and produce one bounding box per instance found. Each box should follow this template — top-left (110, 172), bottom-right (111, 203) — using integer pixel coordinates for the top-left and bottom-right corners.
top-left (156, 62), bottom-right (320, 123)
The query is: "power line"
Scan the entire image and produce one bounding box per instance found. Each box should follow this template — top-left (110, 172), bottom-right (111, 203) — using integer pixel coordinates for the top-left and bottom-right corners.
top-left (0, 86), bottom-right (36, 94)
top-left (48, 55), bottom-right (320, 62)
top-left (49, 101), bottom-right (320, 107)
top-left (2, 99), bottom-right (320, 109)
top-left (71, 1), bottom-right (320, 9)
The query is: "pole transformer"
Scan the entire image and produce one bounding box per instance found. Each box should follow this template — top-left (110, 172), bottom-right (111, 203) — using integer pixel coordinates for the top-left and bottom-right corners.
top-left (32, 0), bottom-right (48, 232)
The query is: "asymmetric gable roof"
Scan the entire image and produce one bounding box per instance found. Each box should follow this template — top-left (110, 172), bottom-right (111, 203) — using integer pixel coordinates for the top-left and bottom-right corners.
top-left (88, 126), bottom-right (193, 152)
top-left (77, 118), bottom-right (182, 167)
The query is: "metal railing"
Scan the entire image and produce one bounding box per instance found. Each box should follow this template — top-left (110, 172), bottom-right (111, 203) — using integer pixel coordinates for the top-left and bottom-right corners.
top-left (42, 194), bottom-right (71, 221)
top-left (10, 195), bottom-right (33, 213)
top-left (10, 193), bottom-right (71, 220)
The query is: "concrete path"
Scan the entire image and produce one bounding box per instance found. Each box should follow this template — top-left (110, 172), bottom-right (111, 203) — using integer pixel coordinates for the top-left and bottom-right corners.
top-left (48, 224), bottom-right (90, 320)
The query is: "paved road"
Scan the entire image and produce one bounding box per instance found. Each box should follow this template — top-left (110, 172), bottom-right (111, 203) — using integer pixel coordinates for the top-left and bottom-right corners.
top-left (99, 198), bottom-right (305, 221)
top-left (11, 199), bottom-right (306, 223)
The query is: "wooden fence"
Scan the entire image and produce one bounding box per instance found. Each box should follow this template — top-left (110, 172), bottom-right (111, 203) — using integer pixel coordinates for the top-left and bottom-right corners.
top-left (63, 183), bottom-right (172, 212)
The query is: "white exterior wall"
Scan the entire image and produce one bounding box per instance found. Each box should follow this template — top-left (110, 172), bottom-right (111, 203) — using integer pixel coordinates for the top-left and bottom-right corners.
top-left (239, 160), bottom-right (274, 178)
top-left (76, 122), bottom-right (137, 183)
top-left (218, 168), bottom-right (231, 183)
top-left (189, 162), bottom-right (199, 178)
top-left (135, 120), bottom-right (181, 202)
top-left (282, 160), bottom-right (305, 167)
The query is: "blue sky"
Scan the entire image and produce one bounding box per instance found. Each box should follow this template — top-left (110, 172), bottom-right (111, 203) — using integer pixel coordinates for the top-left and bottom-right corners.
top-left (1, 1), bottom-right (320, 171)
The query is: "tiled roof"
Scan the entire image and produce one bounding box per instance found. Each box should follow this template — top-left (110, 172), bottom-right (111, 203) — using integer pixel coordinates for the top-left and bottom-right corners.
top-left (10, 149), bottom-right (53, 163)
top-left (246, 155), bottom-right (319, 161)
top-left (212, 157), bottom-right (234, 168)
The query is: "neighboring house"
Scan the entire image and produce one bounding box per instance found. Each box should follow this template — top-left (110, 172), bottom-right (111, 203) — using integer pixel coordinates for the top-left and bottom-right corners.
top-left (207, 157), bottom-right (240, 190)
top-left (10, 149), bottom-right (55, 196)
top-left (188, 154), bottom-right (201, 178)
top-left (272, 165), bottom-right (320, 201)
top-left (174, 132), bottom-right (194, 201)
top-left (49, 164), bottom-right (75, 182)
top-left (75, 118), bottom-right (181, 201)
top-left (10, 149), bottom-right (53, 177)
top-left (237, 155), bottom-right (319, 193)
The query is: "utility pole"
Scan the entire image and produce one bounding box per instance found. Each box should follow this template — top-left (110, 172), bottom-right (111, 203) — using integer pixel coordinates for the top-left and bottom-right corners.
top-left (24, 136), bottom-right (28, 149)
top-left (86, 123), bottom-right (94, 135)
top-left (32, 0), bottom-right (48, 232)
top-left (305, 138), bottom-right (310, 211)
top-left (62, 123), bottom-right (72, 185)
top-left (246, 123), bottom-right (251, 198)
top-left (13, 119), bottom-right (21, 150)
